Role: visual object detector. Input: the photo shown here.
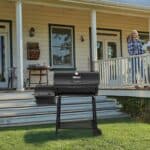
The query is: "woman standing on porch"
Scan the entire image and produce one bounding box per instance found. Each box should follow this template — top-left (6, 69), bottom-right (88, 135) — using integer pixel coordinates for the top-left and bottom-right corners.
top-left (128, 30), bottom-right (144, 55)
top-left (127, 30), bottom-right (145, 87)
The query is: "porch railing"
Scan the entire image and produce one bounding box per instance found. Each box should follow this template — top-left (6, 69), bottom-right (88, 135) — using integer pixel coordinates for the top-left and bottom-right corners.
top-left (97, 54), bottom-right (150, 89)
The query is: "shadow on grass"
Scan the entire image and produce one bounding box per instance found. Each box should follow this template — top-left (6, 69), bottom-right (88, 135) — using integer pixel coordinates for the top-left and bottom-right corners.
top-left (24, 129), bottom-right (95, 145)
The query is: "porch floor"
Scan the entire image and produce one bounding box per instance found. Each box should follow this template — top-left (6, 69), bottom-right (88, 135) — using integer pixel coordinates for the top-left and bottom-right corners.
top-left (99, 89), bottom-right (150, 98)
top-left (0, 88), bottom-right (150, 99)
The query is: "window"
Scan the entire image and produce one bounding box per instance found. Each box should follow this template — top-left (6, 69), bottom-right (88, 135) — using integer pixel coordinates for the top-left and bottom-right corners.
top-left (97, 41), bottom-right (103, 60)
top-left (49, 24), bottom-right (75, 70)
top-left (139, 32), bottom-right (149, 45)
top-left (139, 32), bottom-right (149, 52)
top-left (107, 42), bottom-right (117, 58)
top-left (0, 36), bottom-right (5, 82)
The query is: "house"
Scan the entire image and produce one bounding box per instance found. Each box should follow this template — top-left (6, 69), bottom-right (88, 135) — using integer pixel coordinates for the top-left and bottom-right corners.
top-left (0, 0), bottom-right (150, 97)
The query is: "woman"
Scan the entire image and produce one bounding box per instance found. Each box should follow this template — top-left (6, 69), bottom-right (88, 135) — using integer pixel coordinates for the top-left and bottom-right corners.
top-left (128, 30), bottom-right (144, 56)
top-left (127, 30), bottom-right (144, 86)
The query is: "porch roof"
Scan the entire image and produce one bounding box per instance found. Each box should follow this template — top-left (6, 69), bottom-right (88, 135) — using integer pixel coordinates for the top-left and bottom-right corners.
top-left (8, 0), bottom-right (150, 18)
top-left (67, 0), bottom-right (150, 11)
top-left (8, 0), bottom-right (150, 11)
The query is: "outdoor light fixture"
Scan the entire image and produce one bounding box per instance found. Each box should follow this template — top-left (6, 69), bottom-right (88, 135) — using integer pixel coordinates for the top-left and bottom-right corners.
top-left (29, 27), bottom-right (35, 37)
top-left (80, 35), bottom-right (85, 42)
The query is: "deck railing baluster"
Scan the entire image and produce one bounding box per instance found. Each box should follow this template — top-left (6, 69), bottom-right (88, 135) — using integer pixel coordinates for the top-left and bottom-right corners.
top-left (97, 54), bottom-right (150, 89)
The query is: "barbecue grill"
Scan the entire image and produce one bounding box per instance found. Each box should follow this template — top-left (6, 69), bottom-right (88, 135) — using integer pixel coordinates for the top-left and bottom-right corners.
top-left (54, 72), bottom-right (99, 95)
top-left (54, 71), bottom-right (102, 136)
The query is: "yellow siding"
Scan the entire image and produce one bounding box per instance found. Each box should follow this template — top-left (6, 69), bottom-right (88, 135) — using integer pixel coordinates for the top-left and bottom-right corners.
top-left (97, 13), bottom-right (148, 56)
top-left (0, 1), bottom-right (16, 60)
top-left (0, 1), bottom-right (149, 85)
top-left (23, 5), bottom-right (90, 74)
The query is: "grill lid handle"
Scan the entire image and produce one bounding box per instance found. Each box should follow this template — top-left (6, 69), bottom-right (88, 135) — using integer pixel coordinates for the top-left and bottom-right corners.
top-left (75, 71), bottom-right (79, 76)
top-left (72, 71), bottom-right (81, 79)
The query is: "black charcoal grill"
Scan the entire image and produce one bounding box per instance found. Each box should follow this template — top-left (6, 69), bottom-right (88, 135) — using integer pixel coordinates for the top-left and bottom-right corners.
top-left (54, 72), bottom-right (99, 95)
top-left (54, 71), bottom-right (102, 136)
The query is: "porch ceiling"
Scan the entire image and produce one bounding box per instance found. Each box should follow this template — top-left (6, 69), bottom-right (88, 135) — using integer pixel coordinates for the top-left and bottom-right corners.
top-left (8, 0), bottom-right (150, 18)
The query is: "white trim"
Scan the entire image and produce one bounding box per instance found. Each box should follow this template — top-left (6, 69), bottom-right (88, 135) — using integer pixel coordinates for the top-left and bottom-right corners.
top-left (99, 89), bottom-right (150, 98)
top-left (91, 10), bottom-right (98, 71)
top-left (9, 0), bottom-right (89, 10)
top-left (61, 0), bottom-right (150, 12)
top-left (16, 0), bottom-right (24, 91)
top-left (149, 18), bottom-right (150, 40)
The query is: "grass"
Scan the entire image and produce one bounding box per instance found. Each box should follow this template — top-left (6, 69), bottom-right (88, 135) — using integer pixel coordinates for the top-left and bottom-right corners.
top-left (0, 119), bottom-right (150, 150)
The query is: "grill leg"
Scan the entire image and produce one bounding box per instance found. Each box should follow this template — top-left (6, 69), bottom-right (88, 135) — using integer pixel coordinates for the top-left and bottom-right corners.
top-left (29, 70), bottom-right (31, 88)
top-left (92, 96), bottom-right (102, 136)
top-left (46, 69), bottom-right (48, 85)
top-left (56, 96), bottom-right (61, 135)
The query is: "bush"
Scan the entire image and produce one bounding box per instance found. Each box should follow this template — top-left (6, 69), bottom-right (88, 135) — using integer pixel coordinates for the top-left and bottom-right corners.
top-left (116, 97), bottom-right (150, 123)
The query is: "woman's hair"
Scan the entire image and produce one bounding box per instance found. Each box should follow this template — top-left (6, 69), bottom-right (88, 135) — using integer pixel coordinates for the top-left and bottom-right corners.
top-left (131, 30), bottom-right (139, 39)
top-left (127, 30), bottom-right (140, 43)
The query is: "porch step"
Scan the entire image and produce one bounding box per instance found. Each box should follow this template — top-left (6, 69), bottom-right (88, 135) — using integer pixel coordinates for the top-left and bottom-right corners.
top-left (0, 92), bottom-right (34, 100)
top-left (61, 96), bottom-right (115, 104)
top-left (0, 110), bottom-right (128, 127)
top-left (0, 96), bottom-right (115, 108)
top-left (0, 99), bottom-right (36, 108)
top-left (0, 102), bottom-right (119, 118)
top-left (0, 95), bottom-right (128, 127)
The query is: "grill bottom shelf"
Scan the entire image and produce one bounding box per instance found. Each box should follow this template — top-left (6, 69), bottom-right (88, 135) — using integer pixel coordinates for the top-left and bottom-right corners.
top-left (56, 95), bottom-right (102, 136)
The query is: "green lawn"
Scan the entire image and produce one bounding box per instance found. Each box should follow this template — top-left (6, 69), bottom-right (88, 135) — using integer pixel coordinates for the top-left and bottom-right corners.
top-left (0, 119), bottom-right (150, 150)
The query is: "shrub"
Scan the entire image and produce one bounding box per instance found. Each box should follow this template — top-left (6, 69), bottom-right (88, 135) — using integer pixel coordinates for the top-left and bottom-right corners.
top-left (116, 97), bottom-right (150, 123)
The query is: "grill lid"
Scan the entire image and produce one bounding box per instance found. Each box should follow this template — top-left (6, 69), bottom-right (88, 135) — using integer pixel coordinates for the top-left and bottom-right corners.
top-left (54, 71), bottom-right (99, 95)
top-left (54, 71), bottom-right (99, 86)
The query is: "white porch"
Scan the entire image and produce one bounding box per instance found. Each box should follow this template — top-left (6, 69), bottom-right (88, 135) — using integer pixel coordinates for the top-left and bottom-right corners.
top-left (0, 0), bottom-right (150, 98)
top-left (7, 0), bottom-right (148, 91)
top-left (16, 1), bottom-right (150, 91)
top-left (8, 0), bottom-right (100, 91)
top-left (99, 89), bottom-right (150, 98)
top-left (97, 54), bottom-right (150, 97)
top-left (98, 54), bottom-right (150, 88)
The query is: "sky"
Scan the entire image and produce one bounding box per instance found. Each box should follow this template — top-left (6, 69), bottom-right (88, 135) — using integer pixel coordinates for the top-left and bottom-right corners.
top-left (102, 0), bottom-right (150, 8)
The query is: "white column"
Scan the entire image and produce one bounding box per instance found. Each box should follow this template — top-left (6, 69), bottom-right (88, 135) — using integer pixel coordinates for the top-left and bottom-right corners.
top-left (149, 18), bottom-right (150, 40)
top-left (91, 10), bottom-right (98, 71)
top-left (16, 0), bottom-right (24, 91)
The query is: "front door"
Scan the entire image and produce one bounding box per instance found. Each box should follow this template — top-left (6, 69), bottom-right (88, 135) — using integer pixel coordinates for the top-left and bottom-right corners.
top-left (0, 21), bottom-right (11, 88)
top-left (97, 31), bottom-right (121, 60)
top-left (0, 34), bottom-right (9, 88)
top-left (97, 30), bottom-right (121, 85)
